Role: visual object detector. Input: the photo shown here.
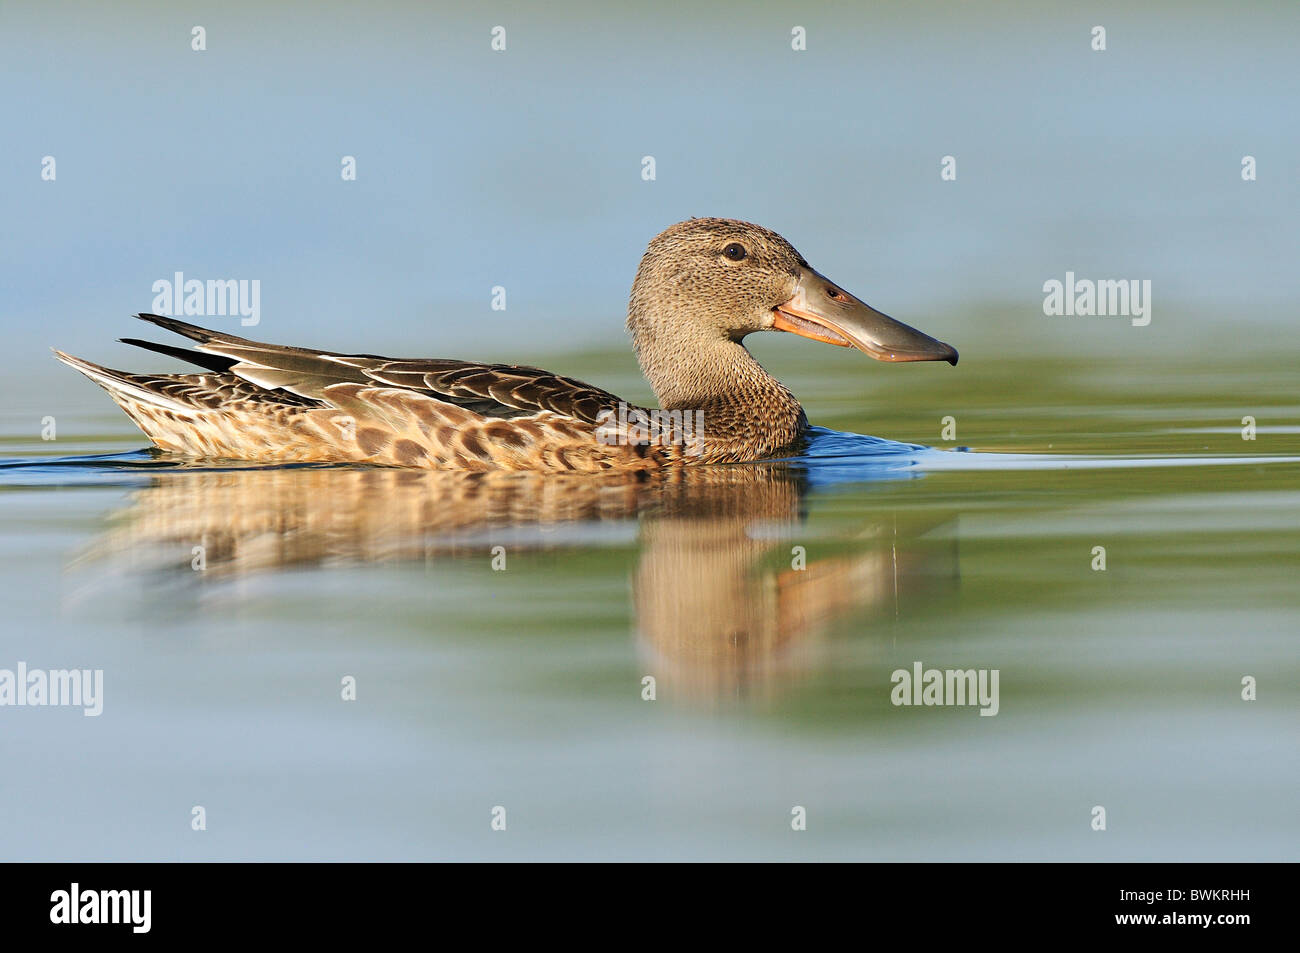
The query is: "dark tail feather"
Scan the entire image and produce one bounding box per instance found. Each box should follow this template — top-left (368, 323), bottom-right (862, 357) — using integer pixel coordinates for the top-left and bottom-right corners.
top-left (134, 313), bottom-right (261, 346)
top-left (119, 337), bottom-right (236, 372)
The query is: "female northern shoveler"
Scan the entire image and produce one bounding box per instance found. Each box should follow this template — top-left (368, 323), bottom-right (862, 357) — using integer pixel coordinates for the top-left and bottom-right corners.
top-left (55, 218), bottom-right (957, 470)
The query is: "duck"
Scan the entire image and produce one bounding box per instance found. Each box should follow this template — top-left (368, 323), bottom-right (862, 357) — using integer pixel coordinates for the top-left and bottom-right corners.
top-left (55, 218), bottom-right (958, 471)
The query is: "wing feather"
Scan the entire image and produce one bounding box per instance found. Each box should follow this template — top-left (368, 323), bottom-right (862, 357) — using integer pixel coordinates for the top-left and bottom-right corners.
top-left (132, 314), bottom-right (625, 423)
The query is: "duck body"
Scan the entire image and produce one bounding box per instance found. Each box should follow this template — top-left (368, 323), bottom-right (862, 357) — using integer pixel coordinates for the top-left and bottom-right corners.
top-left (55, 318), bottom-right (787, 470)
top-left (56, 219), bottom-right (957, 471)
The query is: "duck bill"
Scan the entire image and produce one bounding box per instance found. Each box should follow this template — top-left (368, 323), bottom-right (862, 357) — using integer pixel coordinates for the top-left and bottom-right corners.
top-left (773, 269), bottom-right (958, 365)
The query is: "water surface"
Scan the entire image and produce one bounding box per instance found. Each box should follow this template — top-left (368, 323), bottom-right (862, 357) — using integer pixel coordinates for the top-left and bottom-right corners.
top-left (1, 348), bottom-right (1295, 861)
top-left (2, 0), bottom-right (1296, 861)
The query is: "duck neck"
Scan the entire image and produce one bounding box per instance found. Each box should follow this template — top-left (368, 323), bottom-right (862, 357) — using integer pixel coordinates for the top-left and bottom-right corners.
top-left (629, 319), bottom-right (808, 457)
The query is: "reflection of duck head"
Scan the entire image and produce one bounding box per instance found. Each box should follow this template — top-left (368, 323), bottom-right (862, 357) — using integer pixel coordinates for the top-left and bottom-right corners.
top-left (634, 476), bottom-right (958, 703)
top-left (74, 464), bottom-right (957, 702)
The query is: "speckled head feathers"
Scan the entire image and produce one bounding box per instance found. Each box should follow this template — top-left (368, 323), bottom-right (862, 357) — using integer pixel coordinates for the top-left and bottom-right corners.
top-left (627, 218), bottom-right (810, 344)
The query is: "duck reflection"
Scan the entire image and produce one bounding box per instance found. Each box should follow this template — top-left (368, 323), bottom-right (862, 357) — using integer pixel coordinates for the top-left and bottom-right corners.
top-left (74, 463), bottom-right (957, 701)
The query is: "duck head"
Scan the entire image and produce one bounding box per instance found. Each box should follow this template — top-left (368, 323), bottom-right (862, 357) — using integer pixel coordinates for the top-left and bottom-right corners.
top-left (628, 218), bottom-right (957, 408)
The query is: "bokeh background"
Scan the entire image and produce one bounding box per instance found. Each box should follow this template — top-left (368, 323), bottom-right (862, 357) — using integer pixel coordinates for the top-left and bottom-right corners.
top-left (4, 0), bottom-right (1297, 392)
top-left (1, 1), bottom-right (1297, 861)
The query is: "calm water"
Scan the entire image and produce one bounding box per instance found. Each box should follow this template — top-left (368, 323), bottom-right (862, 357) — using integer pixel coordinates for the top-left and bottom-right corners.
top-left (1, 347), bottom-right (1296, 861)
top-left (3, 0), bottom-right (1297, 861)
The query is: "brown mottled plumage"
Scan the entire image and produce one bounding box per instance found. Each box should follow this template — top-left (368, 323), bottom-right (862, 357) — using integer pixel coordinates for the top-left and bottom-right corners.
top-left (55, 219), bottom-right (958, 470)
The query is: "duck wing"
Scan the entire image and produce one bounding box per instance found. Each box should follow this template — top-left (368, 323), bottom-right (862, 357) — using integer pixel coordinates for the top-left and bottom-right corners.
top-left (129, 314), bottom-right (626, 423)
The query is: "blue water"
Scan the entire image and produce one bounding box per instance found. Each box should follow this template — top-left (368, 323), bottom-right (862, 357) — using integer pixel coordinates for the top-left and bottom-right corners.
top-left (3, 427), bottom-right (1292, 489)
top-left (3, 0), bottom-right (1297, 863)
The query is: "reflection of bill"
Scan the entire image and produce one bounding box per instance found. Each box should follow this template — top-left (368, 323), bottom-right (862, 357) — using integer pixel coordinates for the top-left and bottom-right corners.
top-left (71, 464), bottom-right (957, 703)
top-left (635, 499), bottom-right (959, 704)
top-left (594, 402), bottom-right (706, 456)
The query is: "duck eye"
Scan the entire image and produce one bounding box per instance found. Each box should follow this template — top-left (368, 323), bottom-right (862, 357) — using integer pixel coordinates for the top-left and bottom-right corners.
top-left (722, 243), bottom-right (747, 261)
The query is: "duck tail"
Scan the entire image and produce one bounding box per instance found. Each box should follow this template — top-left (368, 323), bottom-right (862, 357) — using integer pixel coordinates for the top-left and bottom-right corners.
top-left (52, 349), bottom-right (193, 414)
